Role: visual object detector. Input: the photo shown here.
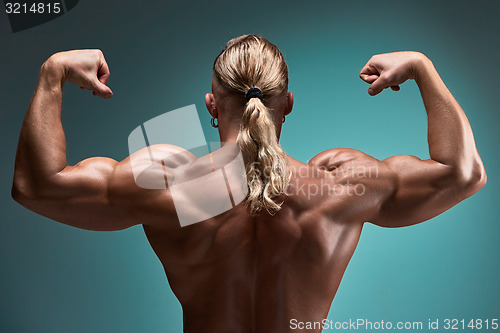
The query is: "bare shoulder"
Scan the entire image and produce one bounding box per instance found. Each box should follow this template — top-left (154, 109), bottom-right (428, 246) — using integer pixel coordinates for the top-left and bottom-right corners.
top-left (127, 143), bottom-right (196, 165)
top-left (108, 144), bottom-right (193, 226)
top-left (307, 148), bottom-right (397, 222)
top-left (308, 148), bottom-right (382, 172)
top-left (308, 148), bottom-right (395, 184)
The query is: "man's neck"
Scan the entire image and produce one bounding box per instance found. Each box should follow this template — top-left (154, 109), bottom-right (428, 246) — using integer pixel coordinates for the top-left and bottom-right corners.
top-left (216, 121), bottom-right (282, 144)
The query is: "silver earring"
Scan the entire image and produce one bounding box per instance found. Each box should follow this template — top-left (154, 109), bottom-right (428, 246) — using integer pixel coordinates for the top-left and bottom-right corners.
top-left (211, 117), bottom-right (218, 128)
top-left (282, 116), bottom-right (286, 123)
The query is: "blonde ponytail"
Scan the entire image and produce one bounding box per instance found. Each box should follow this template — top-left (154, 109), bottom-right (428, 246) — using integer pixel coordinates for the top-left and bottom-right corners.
top-left (237, 96), bottom-right (291, 215)
top-left (213, 34), bottom-right (291, 216)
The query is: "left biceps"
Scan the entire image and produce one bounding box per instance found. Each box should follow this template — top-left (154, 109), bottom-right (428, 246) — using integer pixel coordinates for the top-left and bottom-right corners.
top-left (368, 155), bottom-right (463, 227)
top-left (18, 157), bottom-right (140, 231)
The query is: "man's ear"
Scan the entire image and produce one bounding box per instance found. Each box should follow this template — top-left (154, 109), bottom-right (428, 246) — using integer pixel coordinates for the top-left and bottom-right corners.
top-left (205, 93), bottom-right (218, 118)
top-left (284, 91), bottom-right (294, 116)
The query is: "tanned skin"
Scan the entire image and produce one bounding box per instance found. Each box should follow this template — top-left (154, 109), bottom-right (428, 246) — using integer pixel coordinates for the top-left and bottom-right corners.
top-left (12, 49), bottom-right (486, 333)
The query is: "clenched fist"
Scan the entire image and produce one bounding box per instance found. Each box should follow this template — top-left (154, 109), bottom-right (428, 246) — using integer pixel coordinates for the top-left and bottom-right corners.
top-left (359, 51), bottom-right (426, 96)
top-left (41, 49), bottom-right (113, 99)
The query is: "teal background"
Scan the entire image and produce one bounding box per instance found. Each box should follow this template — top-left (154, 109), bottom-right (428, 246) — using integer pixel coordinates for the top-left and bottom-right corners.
top-left (1, 0), bottom-right (499, 332)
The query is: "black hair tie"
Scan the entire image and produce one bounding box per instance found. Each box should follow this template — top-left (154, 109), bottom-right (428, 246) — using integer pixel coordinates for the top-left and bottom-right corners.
top-left (245, 87), bottom-right (263, 102)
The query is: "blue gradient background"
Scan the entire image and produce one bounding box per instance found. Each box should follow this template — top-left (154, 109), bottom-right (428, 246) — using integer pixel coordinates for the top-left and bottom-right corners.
top-left (1, 1), bottom-right (498, 332)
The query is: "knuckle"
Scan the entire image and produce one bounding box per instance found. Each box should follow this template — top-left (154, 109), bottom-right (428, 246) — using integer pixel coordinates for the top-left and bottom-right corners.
top-left (93, 49), bottom-right (103, 60)
top-left (384, 72), bottom-right (395, 82)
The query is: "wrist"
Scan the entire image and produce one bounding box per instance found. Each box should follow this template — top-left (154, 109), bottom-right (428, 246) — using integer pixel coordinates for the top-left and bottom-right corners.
top-left (411, 52), bottom-right (434, 84)
top-left (39, 54), bottom-right (67, 89)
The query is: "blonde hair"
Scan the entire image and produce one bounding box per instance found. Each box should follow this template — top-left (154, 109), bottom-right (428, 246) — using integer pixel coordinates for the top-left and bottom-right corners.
top-left (213, 34), bottom-right (291, 216)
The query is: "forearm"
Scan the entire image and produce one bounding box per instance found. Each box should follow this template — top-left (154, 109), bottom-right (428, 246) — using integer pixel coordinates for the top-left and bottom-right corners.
top-left (13, 59), bottom-right (67, 197)
top-left (414, 55), bottom-right (485, 182)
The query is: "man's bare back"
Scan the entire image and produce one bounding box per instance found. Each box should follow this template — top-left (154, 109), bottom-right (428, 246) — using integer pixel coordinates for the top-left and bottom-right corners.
top-left (12, 46), bottom-right (486, 333)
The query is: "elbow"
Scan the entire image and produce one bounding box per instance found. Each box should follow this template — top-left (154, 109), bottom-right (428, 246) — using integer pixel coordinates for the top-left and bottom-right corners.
top-left (11, 184), bottom-right (21, 203)
top-left (454, 161), bottom-right (487, 195)
top-left (469, 163), bottom-right (487, 191)
top-left (12, 171), bottom-right (64, 205)
top-left (11, 185), bottom-right (26, 205)
top-left (11, 176), bottom-right (38, 205)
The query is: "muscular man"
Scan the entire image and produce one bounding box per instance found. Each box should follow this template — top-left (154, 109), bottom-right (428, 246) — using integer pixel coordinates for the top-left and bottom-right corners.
top-left (12, 35), bottom-right (486, 333)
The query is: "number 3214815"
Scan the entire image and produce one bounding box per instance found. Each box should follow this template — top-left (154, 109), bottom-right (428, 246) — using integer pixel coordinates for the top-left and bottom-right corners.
top-left (443, 319), bottom-right (499, 330)
top-left (5, 2), bottom-right (62, 14)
